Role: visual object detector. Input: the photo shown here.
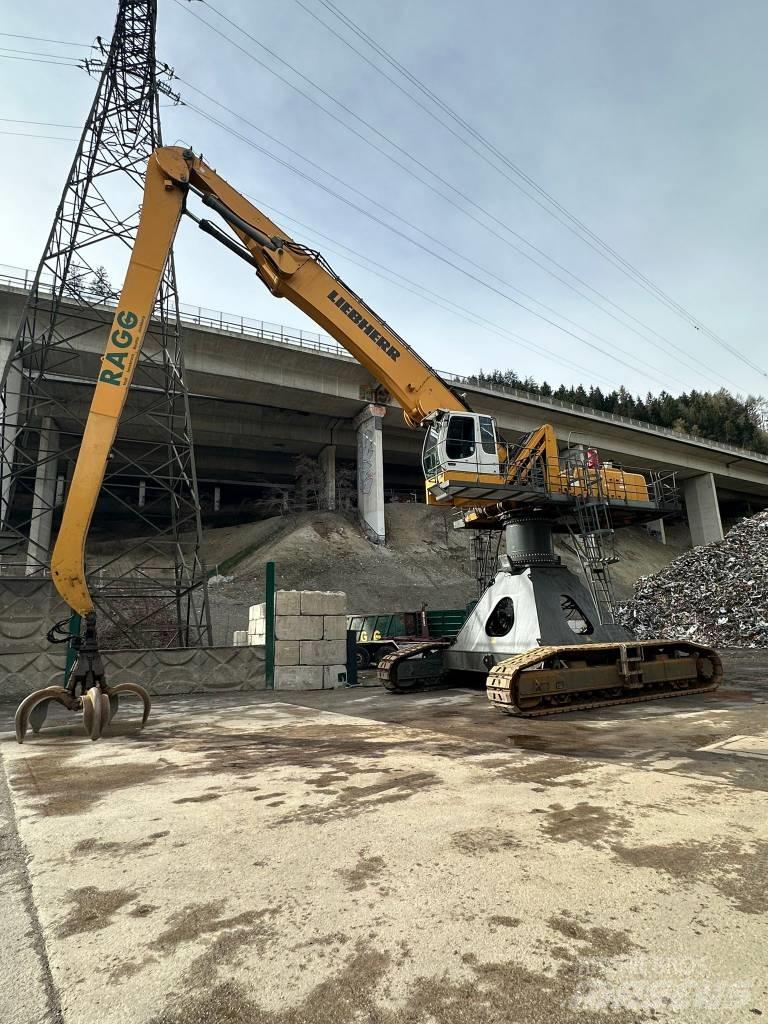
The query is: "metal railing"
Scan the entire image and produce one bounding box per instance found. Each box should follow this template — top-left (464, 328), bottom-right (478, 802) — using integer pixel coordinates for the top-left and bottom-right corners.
top-left (2, 262), bottom-right (766, 464)
top-left (0, 264), bottom-right (347, 358)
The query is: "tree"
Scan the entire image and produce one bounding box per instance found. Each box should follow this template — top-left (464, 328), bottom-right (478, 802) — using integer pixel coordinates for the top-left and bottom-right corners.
top-left (470, 364), bottom-right (768, 452)
top-left (90, 265), bottom-right (114, 299)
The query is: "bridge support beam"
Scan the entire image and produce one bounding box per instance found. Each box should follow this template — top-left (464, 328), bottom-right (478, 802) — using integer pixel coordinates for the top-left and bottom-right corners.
top-left (683, 472), bottom-right (724, 547)
top-left (318, 444), bottom-right (336, 511)
top-left (353, 404), bottom-right (385, 544)
top-left (645, 518), bottom-right (666, 544)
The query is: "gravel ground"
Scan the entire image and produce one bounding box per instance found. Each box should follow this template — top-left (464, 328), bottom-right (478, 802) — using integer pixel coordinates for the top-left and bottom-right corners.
top-left (1, 657), bottom-right (766, 1024)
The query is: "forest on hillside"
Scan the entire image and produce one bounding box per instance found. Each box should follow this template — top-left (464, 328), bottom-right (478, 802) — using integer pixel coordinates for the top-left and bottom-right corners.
top-left (466, 370), bottom-right (768, 454)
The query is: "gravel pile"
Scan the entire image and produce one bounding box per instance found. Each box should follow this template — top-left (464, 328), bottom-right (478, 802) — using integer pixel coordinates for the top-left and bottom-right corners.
top-left (617, 511), bottom-right (768, 648)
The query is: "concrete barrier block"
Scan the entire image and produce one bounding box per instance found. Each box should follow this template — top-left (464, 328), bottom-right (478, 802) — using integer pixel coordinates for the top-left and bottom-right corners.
top-left (323, 615), bottom-right (347, 640)
top-left (275, 615), bottom-right (322, 641)
top-left (233, 630), bottom-right (248, 647)
top-left (275, 640), bottom-right (300, 666)
top-left (323, 664), bottom-right (347, 689)
top-left (275, 590), bottom-right (301, 615)
top-left (300, 639), bottom-right (348, 665)
top-left (274, 665), bottom-right (323, 690)
top-left (249, 603), bottom-right (265, 621)
top-left (248, 632), bottom-right (264, 646)
top-left (300, 590), bottom-right (347, 616)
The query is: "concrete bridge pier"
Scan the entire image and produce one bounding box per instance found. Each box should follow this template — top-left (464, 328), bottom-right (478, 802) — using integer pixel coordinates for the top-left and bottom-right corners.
top-left (683, 472), bottom-right (724, 547)
top-left (645, 518), bottom-right (667, 544)
top-left (354, 404), bottom-right (386, 544)
top-left (318, 444), bottom-right (336, 511)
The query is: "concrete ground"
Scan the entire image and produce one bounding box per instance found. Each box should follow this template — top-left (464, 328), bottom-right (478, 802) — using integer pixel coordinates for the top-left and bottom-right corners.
top-left (1, 651), bottom-right (767, 1024)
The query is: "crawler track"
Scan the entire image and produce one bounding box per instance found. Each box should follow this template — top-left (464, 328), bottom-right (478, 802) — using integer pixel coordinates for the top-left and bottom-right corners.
top-left (378, 641), bottom-right (452, 692)
top-left (486, 640), bottom-right (722, 716)
top-left (379, 638), bottom-right (722, 717)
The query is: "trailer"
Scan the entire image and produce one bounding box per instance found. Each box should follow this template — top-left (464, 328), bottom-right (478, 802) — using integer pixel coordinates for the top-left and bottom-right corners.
top-left (347, 606), bottom-right (472, 668)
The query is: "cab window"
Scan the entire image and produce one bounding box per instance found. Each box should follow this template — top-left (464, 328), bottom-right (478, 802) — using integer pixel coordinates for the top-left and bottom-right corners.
top-left (445, 416), bottom-right (476, 460)
top-left (479, 416), bottom-right (497, 455)
top-left (422, 423), bottom-right (440, 476)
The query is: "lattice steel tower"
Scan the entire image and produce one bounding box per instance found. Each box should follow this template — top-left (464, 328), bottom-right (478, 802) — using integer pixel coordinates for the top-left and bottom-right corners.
top-left (0, 0), bottom-right (210, 648)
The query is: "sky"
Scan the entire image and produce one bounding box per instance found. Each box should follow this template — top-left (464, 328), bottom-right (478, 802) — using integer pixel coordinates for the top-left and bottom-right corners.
top-left (0, 0), bottom-right (766, 399)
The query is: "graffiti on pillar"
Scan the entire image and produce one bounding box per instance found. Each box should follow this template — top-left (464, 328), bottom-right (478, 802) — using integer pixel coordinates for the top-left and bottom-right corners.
top-left (357, 426), bottom-right (376, 497)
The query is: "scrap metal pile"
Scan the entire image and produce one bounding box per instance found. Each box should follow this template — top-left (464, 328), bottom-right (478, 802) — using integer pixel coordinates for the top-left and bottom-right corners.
top-left (618, 511), bottom-right (768, 648)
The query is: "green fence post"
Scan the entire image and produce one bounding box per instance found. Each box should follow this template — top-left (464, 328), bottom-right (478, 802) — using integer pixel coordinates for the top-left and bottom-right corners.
top-left (64, 612), bottom-right (81, 684)
top-left (265, 561), bottom-right (275, 689)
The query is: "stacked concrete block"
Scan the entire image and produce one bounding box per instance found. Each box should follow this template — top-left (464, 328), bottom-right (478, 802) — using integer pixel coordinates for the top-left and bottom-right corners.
top-left (248, 603), bottom-right (266, 646)
top-left (273, 590), bottom-right (348, 690)
top-left (232, 630), bottom-right (247, 647)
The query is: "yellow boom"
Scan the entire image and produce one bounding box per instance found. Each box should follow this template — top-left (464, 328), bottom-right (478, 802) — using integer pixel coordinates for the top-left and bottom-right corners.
top-left (51, 146), bottom-right (467, 617)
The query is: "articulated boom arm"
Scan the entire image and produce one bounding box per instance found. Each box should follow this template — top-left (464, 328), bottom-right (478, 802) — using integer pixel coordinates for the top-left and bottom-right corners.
top-left (51, 146), bottom-right (468, 616)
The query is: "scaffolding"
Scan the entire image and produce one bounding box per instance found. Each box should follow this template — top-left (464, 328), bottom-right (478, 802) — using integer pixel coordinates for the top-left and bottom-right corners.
top-left (0, 0), bottom-right (210, 648)
top-left (469, 529), bottom-right (503, 597)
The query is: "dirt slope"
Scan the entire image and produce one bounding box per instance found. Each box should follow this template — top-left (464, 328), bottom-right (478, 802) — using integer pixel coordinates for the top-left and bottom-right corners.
top-left (204, 506), bottom-right (691, 644)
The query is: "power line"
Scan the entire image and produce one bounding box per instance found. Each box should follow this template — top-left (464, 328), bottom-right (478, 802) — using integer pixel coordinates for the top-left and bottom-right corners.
top-left (0, 129), bottom-right (77, 140)
top-left (179, 95), bottom-right (682, 390)
top-left (313, 0), bottom-right (767, 379)
top-left (174, 1), bottom-right (751, 392)
top-left (246, 195), bottom-right (625, 391)
top-left (0, 46), bottom-right (83, 60)
top-left (0, 54), bottom-right (79, 67)
top-left (173, 77), bottom-right (719, 393)
top-left (0, 117), bottom-right (82, 128)
top-left (0, 32), bottom-right (92, 48)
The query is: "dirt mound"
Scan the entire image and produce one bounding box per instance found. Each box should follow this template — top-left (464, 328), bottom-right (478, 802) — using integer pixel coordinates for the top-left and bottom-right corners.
top-left (204, 506), bottom-right (691, 644)
top-left (617, 511), bottom-right (768, 647)
top-left (205, 506), bottom-right (477, 642)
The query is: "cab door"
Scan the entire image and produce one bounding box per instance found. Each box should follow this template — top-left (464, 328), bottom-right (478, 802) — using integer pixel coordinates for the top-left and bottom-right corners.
top-left (476, 415), bottom-right (501, 475)
top-left (440, 414), bottom-right (500, 476)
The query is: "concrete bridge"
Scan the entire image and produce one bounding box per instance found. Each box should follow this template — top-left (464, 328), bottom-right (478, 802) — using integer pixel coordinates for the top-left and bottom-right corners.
top-left (2, 270), bottom-right (767, 551)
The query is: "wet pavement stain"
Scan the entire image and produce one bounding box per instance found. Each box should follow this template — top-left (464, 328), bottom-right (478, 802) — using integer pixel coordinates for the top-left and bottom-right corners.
top-left (492, 756), bottom-right (604, 788)
top-left (149, 900), bottom-right (277, 953)
top-left (9, 756), bottom-right (178, 817)
top-left (146, 939), bottom-right (641, 1024)
top-left (537, 802), bottom-right (632, 847)
top-left (56, 885), bottom-right (138, 937)
top-left (107, 955), bottom-right (158, 986)
top-left (181, 913), bottom-right (279, 987)
top-left (129, 903), bottom-right (158, 918)
top-left (173, 793), bottom-right (223, 804)
top-left (548, 912), bottom-right (638, 957)
top-left (276, 771), bottom-right (440, 827)
top-left (337, 852), bottom-right (386, 892)
top-left (72, 831), bottom-right (170, 856)
top-left (612, 837), bottom-right (768, 914)
top-left (451, 827), bottom-right (523, 855)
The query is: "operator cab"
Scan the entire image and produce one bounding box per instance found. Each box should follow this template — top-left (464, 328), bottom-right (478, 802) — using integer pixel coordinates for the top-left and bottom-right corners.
top-left (422, 411), bottom-right (504, 500)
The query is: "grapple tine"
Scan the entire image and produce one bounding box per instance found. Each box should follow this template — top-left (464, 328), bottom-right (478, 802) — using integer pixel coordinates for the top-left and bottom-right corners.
top-left (83, 686), bottom-right (109, 741)
top-left (108, 693), bottom-right (119, 723)
top-left (107, 683), bottom-right (151, 728)
top-left (29, 701), bottom-right (51, 735)
top-left (14, 687), bottom-right (78, 744)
